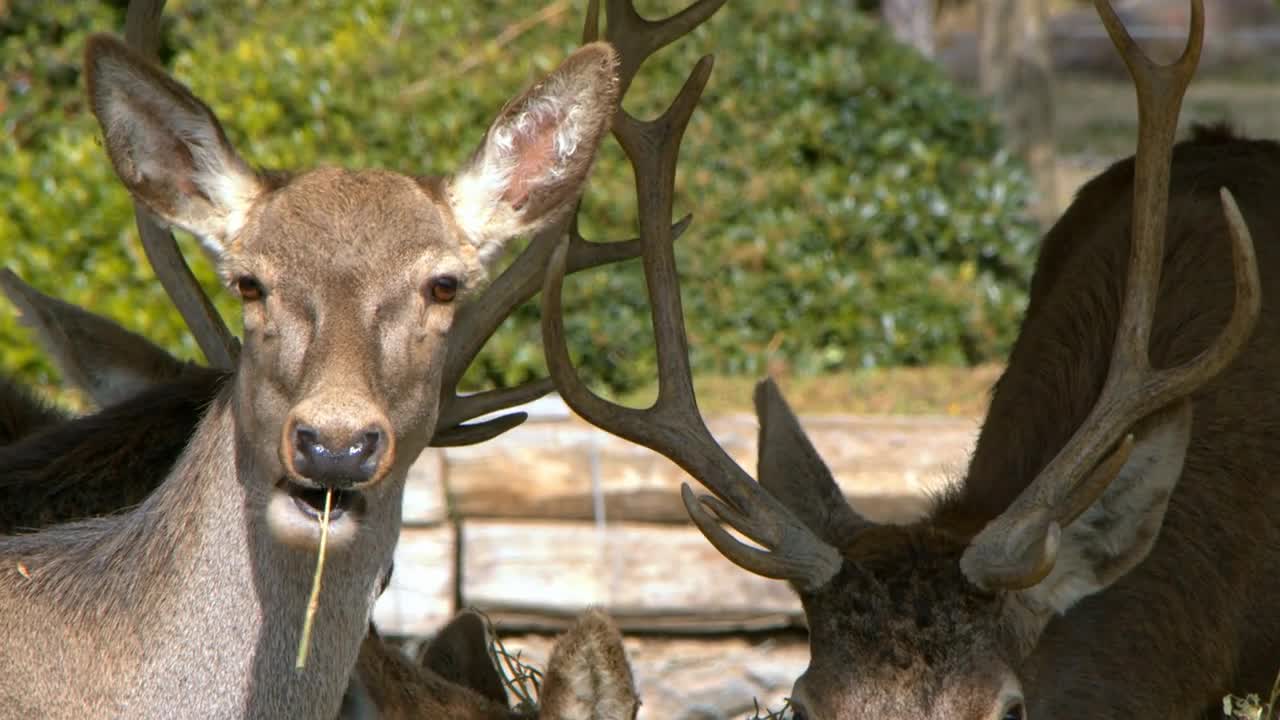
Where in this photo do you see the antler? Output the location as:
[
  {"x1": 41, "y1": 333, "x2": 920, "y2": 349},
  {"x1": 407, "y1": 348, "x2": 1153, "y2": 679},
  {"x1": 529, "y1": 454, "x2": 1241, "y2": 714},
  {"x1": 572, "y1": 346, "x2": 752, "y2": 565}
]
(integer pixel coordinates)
[
  {"x1": 540, "y1": 0, "x2": 843, "y2": 591},
  {"x1": 430, "y1": 211, "x2": 690, "y2": 446},
  {"x1": 961, "y1": 0, "x2": 1261, "y2": 590},
  {"x1": 123, "y1": 0, "x2": 240, "y2": 371}
]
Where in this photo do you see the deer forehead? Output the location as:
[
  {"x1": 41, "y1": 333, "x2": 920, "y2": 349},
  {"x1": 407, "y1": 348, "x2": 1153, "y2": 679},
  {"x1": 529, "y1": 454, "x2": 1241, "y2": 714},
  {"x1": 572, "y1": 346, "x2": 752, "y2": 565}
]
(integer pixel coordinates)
[
  {"x1": 231, "y1": 168, "x2": 480, "y2": 279},
  {"x1": 804, "y1": 534, "x2": 1008, "y2": 680}
]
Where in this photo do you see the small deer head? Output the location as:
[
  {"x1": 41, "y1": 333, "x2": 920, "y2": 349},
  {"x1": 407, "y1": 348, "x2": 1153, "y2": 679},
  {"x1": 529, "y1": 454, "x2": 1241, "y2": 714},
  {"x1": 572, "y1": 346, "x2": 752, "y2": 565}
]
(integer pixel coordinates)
[{"x1": 83, "y1": 33, "x2": 619, "y2": 547}]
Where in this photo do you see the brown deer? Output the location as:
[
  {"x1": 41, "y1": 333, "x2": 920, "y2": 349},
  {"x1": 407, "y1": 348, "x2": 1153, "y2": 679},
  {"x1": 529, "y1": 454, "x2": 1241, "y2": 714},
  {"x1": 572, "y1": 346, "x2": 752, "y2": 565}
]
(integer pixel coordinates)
[
  {"x1": 0, "y1": 277, "x2": 640, "y2": 720},
  {"x1": 540, "y1": 0, "x2": 1280, "y2": 717},
  {"x1": 0, "y1": 1, "x2": 628, "y2": 715}
]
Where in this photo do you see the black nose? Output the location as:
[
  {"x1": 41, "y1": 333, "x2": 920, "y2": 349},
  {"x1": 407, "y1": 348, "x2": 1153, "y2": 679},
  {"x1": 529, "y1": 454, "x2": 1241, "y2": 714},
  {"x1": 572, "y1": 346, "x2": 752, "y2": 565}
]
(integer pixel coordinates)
[{"x1": 291, "y1": 424, "x2": 385, "y2": 489}]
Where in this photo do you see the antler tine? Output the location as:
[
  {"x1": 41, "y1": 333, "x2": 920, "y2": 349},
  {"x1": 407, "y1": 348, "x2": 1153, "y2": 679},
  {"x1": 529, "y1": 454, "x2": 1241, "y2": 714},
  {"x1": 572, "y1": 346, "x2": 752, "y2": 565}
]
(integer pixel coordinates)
[
  {"x1": 123, "y1": 0, "x2": 240, "y2": 371},
  {"x1": 542, "y1": 0, "x2": 842, "y2": 591},
  {"x1": 430, "y1": 206, "x2": 691, "y2": 447},
  {"x1": 1096, "y1": 0, "x2": 1203, "y2": 363},
  {"x1": 431, "y1": 0, "x2": 708, "y2": 447},
  {"x1": 961, "y1": 0, "x2": 1262, "y2": 591},
  {"x1": 603, "y1": 0, "x2": 729, "y2": 94}
]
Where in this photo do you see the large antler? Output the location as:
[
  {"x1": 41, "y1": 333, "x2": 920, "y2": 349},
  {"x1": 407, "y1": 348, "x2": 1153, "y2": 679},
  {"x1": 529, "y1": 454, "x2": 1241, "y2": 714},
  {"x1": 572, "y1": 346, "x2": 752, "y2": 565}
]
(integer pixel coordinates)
[
  {"x1": 124, "y1": 0, "x2": 240, "y2": 371},
  {"x1": 960, "y1": 0, "x2": 1261, "y2": 590},
  {"x1": 540, "y1": 0, "x2": 843, "y2": 591}
]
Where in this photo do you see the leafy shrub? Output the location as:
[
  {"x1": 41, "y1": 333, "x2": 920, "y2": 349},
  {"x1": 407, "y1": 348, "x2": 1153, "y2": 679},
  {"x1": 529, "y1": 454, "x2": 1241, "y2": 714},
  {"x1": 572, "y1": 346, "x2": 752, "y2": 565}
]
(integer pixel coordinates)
[{"x1": 0, "y1": 0, "x2": 1035, "y2": 396}]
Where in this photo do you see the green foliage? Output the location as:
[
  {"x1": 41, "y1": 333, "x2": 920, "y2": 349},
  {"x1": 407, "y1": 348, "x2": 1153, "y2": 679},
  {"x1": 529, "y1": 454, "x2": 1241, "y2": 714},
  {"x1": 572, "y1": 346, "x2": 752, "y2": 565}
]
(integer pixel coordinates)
[{"x1": 0, "y1": 0, "x2": 1035, "y2": 395}]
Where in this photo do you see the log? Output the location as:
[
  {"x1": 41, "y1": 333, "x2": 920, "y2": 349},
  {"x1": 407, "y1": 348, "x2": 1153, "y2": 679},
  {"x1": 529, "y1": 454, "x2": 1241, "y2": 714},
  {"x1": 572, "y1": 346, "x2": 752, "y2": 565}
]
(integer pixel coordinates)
[
  {"x1": 402, "y1": 448, "x2": 447, "y2": 525},
  {"x1": 372, "y1": 525, "x2": 456, "y2": 636},
  {"x1": 437, "y1": 412, "x2": 976, "y2": 525},
  {"x1": 458, "y1": 520, "x2": 804, "y2": 633}
]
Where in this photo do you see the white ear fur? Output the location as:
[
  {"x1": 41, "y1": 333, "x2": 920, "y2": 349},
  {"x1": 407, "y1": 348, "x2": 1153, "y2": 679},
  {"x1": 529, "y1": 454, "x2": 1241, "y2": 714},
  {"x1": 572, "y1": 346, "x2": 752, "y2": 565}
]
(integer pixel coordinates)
[
  {"x1": 1023, "y1": 402, "x2": 1192, "y2": 614},
  {"x1": 86, "y1": 35, "x2": 263, "y2": 253},
  {"x1": 447, "y1": 43, "x2": 620, "y2": 267}
]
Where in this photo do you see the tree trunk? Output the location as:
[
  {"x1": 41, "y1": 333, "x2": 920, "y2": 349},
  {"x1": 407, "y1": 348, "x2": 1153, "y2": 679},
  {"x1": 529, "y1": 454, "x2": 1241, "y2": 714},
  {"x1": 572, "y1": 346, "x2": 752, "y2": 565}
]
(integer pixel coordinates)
[
  {"x1": 979, "y1": 0, "x2": 1058, "y2": 229},
  {"x1": 881, "y1": 0, "x2": 936, "y2": 58}
]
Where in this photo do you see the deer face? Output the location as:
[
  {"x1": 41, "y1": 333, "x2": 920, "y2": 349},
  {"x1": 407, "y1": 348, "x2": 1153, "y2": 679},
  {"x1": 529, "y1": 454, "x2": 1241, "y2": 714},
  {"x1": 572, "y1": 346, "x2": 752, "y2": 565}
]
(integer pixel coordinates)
[
  {"x1": 697, "y1": 382, "x2": 1193, "y2": 720},
  {"x1": 784, "y1": 531, "x2": 1025, "y2": 720},
  {"x1": 83, "y1": 34, "x2": 619, "y2": 548}
]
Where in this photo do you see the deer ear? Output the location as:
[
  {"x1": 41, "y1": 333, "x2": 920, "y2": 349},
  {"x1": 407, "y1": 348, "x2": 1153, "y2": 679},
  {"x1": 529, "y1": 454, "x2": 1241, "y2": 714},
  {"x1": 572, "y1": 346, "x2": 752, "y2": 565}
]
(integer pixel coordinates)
[
  {"x1": 755, "y1": 378, "x2": 868, "y2": 546},
  {"x1": 84, "y1": 34, "x2": 264, "y2": 254},
  {"x1": 446, "y1": 42, "x2": 620, "y2": 267},
  {"x1": 415, "y1": 610, "x2": 509, "y2": 707},
  {"x1": 538, "y1": 608, "x2": 638, "y2": 720},
  {"x1": 0, "y1": 270, "x2": 190, "y2": 408},
  {"x1": 1021, "y1": 401, "x2": 1192, "y2": 615}
]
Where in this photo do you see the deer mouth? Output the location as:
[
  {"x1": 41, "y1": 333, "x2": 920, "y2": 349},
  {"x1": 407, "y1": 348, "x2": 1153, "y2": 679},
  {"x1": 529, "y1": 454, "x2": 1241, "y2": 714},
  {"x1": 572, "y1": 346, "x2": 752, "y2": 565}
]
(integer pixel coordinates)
[{"x1": 281, "y1": 480, "x2": 365, "y2": 523}]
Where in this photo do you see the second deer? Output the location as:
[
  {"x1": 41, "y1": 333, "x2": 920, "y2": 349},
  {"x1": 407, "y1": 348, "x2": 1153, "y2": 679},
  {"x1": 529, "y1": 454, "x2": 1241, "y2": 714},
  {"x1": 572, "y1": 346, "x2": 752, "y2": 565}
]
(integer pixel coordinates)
[{"x1": 541, "y1": 0, "x2": 1278, "y2": 717}]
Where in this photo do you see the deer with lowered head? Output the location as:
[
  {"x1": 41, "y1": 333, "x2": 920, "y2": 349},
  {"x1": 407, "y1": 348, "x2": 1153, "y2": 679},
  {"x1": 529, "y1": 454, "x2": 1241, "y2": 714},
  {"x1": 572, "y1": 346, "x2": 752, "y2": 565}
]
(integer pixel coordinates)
[
  {"x1": 0, "y1": 1, "x2": 630, "y2": 715},
  {"x1": 0, "y1": 273, "x2": 640, "y2": 720},
  {"x1": 540, "y1": 0, "x2": 1279, "y2": 717}
]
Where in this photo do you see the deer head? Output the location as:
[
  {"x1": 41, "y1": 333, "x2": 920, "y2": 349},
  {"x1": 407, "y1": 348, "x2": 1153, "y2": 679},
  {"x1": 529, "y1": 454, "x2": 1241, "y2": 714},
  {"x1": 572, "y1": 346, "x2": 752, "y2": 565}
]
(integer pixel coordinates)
[
  {"x1": 83, "y1": 28, "x2": 619, "y2": 545},
  {"x1": 540, "y1": 0, "x2": 1266, "y2": 717}
]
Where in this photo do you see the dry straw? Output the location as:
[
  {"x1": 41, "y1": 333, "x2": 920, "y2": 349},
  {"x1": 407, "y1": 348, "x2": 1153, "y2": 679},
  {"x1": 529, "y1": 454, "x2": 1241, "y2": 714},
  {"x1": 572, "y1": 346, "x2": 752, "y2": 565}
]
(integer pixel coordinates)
[{"x1": 295, "y1": 490, "x2": 334, "y2": 670}]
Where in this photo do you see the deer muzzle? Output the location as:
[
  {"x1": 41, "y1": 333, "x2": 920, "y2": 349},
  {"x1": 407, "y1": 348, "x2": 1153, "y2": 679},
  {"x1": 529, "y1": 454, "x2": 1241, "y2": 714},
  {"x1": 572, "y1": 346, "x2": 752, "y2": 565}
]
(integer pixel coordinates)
[{"x1": 282, "y1": 410, "x2": 395, "y2": 490}]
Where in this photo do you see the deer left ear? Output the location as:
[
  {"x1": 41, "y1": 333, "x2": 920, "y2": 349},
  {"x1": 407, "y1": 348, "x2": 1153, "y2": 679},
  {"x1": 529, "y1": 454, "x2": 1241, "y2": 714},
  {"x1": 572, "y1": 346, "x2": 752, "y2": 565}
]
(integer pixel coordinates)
[
  {"x1": 446, "y1": 42, "x2": 620, "y2": 267},
  {"x1": 415, "y1": 610, "x2": 508, "y2": 707}
]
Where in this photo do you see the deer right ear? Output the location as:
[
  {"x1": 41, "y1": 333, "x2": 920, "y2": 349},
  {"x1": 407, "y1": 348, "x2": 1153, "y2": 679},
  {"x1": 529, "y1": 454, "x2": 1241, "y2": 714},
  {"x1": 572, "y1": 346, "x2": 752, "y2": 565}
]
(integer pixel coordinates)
[
  {"x1": 538, "y1": 609, "x2": 638, "y2": 720},
  {"x1": 755, "y1": 378, "x2": 869, "y2": 547},
  {"x1": 415, "y1": 610, "x2": 509, "y2": 707},
  {"x1": 85, "y1": 34, "x2": 264, "y2": 254},
  {"x1": 0, "y1": 269, "x2": 190, "y2": 408},
  {"x1": 1017, "y1": 402, "x2": 1192, "y2": 617},
  {"x1": 446, "y1": 42, "x2": 620, "y2": 267}
]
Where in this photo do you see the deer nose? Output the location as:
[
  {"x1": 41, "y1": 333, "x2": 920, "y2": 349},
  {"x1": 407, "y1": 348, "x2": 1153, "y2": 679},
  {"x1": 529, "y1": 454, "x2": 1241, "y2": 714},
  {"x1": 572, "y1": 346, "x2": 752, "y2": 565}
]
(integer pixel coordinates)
[{"x1": 290, "y1": 423, "x2": 387, "y2": 490}]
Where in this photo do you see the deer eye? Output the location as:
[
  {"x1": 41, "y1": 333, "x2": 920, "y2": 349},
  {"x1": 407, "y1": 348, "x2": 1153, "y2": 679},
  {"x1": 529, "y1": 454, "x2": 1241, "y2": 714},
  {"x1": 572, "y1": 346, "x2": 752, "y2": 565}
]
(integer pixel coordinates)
[
  {"x1": 426, "y1": 275, "x2": 459, "y2": 303},
  {"x1": 236, "y1": 275, "x2": 265, "y2": 302}
]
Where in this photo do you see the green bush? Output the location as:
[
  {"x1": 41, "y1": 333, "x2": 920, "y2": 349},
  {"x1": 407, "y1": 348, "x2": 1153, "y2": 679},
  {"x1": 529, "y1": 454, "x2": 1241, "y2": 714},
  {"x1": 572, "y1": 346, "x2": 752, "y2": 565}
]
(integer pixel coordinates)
[{"x1": 0, "y1": 0, "x2": 1035, "y2": 396}]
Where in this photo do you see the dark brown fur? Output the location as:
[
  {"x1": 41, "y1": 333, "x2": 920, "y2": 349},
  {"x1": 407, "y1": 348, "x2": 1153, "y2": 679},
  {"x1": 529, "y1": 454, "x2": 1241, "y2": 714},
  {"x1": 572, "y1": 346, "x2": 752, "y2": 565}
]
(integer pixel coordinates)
[
  {"x1": 961, "y1": 125, "x2": 1280, "y2": 716},
  {"x1": 0, "y1": 369, "x2": 225, "y2": 534},
  {"x1": 0, "y1": 376, "x2": 67, "y2": 446}
]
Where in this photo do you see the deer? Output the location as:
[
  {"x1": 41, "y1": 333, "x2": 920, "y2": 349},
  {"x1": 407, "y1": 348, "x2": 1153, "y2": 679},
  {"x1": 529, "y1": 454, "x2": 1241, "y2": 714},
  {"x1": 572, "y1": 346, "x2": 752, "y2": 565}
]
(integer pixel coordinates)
[
  {"x1": 0, "y1": 0, "x2": 638, "y2": 713},
  {"x1": 0, "y1": 274, "x2": 640, "y2": 720},
  {"x1": 538, "y1": 0, "x2": 1280, "y2": 717}
]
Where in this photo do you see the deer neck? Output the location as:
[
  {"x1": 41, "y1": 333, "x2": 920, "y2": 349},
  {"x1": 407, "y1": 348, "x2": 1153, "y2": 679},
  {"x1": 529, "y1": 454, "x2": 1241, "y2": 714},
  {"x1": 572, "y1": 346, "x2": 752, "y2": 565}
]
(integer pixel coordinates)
[{"x1": 0, "y1": 382, "x2": 405, "y2": 720}]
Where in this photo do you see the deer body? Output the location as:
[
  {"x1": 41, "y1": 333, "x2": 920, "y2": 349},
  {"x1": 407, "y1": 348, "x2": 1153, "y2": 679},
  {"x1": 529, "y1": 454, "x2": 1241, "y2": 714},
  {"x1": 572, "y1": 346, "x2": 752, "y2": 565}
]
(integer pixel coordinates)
[{"x1": 974, "y1": 128, "x2": 1280, "y2": 713}]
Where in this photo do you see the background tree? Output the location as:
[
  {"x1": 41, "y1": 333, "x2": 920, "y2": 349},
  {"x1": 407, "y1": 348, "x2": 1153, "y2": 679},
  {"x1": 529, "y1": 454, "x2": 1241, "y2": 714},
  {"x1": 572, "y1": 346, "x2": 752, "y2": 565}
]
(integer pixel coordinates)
[{"x1": 979, "y1": 0, "x2": 1059, "y2": 228}]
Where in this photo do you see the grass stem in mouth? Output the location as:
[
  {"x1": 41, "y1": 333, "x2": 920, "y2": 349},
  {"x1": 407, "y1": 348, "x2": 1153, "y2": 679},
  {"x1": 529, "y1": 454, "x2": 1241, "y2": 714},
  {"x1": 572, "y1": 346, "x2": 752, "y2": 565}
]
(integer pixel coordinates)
[{"x1": 295, "y1": 489, "x2": 333, "y2": 670}]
